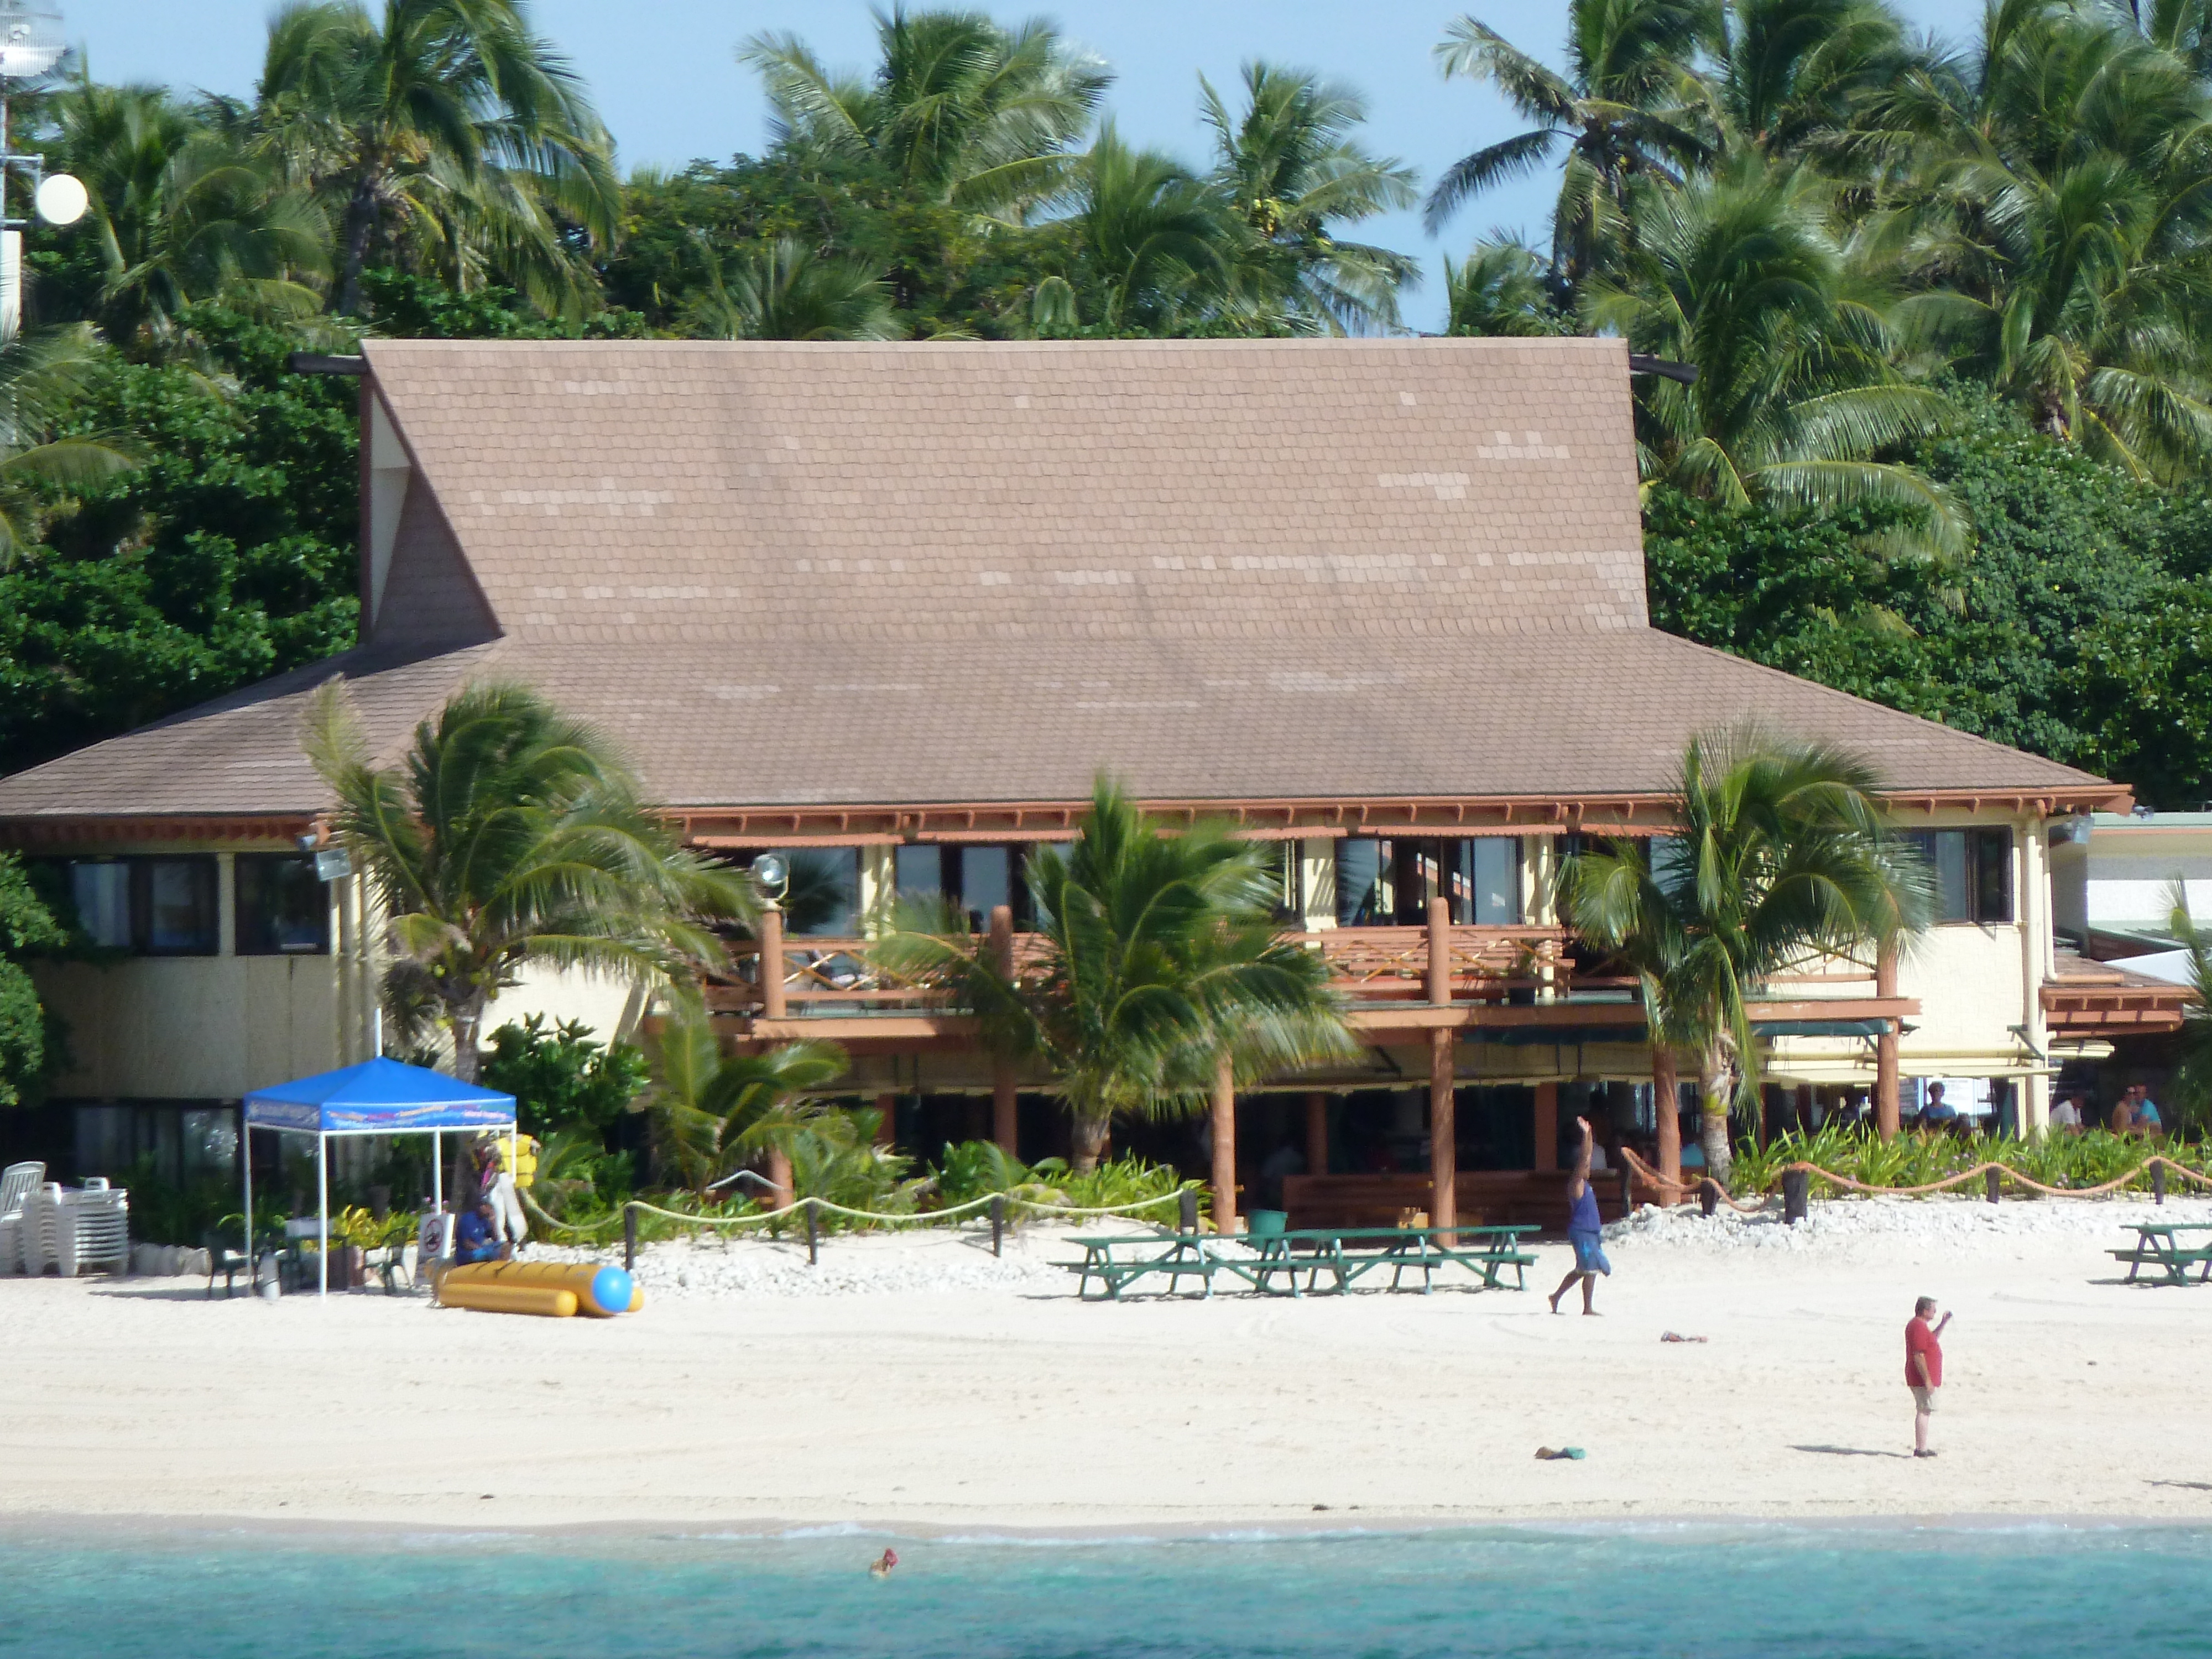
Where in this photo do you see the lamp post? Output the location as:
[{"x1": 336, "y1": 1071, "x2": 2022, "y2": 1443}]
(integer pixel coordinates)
[{"x1": 0, "y1": 5, "x2": 86, "y2": 337}]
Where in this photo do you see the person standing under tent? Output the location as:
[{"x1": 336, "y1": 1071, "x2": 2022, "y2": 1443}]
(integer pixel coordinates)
[{"x1": 1548, "y1": 1116, "x2": 1611, "y2": 1316}]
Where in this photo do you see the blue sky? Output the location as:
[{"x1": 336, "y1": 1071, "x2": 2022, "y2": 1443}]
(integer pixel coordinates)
[{"x1": 62, "y1": 1, "x2": 1984, "y2": 330}]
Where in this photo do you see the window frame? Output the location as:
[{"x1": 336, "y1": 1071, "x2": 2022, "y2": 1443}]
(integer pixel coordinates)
[
  {"x1": 58, "y1": 854, "x2": 221, "y2": 956},
  {"x1": 1901, "y1": 828, "x2": 2013, "y2": 925},
  {"x1": 234, "y1": 853, "x2": 332, "y2": 956}
]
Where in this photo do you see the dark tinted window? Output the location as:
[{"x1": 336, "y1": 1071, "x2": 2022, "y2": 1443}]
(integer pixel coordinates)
[
  {"x1": 236, "y1": 855, "x2": 330, "y2": 954},
  {"x1": 62, "y1": 857, "x2": 218, "y2": 954}
]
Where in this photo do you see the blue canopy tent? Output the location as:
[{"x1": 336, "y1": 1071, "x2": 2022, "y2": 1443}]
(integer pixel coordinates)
[{"x1": 242, "y1": 1058, "x2": 517, "y2": 1297}]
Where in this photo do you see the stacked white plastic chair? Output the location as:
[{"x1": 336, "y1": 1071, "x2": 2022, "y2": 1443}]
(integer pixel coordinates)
[
  {"x1": 59, "y1": 1176, "x2": 130, "y2": 1275},
  {"x1": 0, "y1": 1161, "x2": 42, "y2": 1274},
  {"x1": 13, "y1": 1175, "x2": 131, "y2": 1275}
]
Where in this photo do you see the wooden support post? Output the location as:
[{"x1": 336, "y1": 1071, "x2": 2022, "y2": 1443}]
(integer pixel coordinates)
[
  {"x1": 1654, "y1": 1047, "x2": 1681, "y2": 1187},
  {"x1": 1427, "y1": 895, "x2": 1452, "y2": 1006},
  {"x1": 1430, "y1": 1027, "x2": 1457, "y2": 1240},
  {"x1": 1875, "y1": 947, "x2": 1900, "y2": 1142},
  {"x1": 874, "y1": 1091, "x2": 897, "y2": 1148},
  {"x1": 1305, "y1": 1092, "x2": 1329, "y2": 1178},
  {"x1": 989, "y1": 904, "x2": 1020, "y2": 1155},
  {"x1": 1211, "y1": 1055, "x2": 1238, "y2": 1235},
  {"x1": 758, "y1": 903, "x2": 786, "y2": 1020},
  {"x1": 1533, "y1": 1081, "x2": 1559, "y2": 1173}
]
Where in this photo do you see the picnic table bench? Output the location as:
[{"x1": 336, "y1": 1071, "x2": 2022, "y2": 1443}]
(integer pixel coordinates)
[
  {"x1": 1062, "y1": 1225, "x2": 1538, "y2": 1301},
  {"x1": 2111, "y1": 1221, "x2": 2212, "y2": 1286}
]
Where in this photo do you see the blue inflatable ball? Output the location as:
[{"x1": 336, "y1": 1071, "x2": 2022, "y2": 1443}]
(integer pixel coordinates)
[{"x1": 588, "y1": 1266, "x2": 635, "y2": 1316}]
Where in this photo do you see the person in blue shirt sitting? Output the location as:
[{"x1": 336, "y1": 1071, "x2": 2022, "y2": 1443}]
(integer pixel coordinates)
[
  {"x1": 453, "y1": 1200, "x2": 512, "y2": 1265},
  {"x1": 1921, "y1": 1082, "x2": 1958, "y2": 1131}
]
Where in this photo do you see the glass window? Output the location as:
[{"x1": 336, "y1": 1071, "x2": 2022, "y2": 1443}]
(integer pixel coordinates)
[
  {"x1": 960, "y1": 846, "x2": 1012, "y2": 931},
  {"x1": 1335, "y1": 838, "x2": 1391, "y2": 926},
  {"x1": 1260, "y1": 841, "x2": 1301, "y2": 922},
  {"x1": 236, "y1": 855, "x2": 330, "y2": 954},
  {"x1": 894, "y1": 844, "x2": 942, "y2": 900},
  {"x1": 781, "y1": 848, "x2": 858, "y2": 936},
  {"x1": 1469, "y1": 838, "x2": 1519, "y2": 924},
  {"x1": 1971, "y1": 828, "x2": 2012, "y2": 923},
  {"x1": 1902, "y1": 830, "x2": 2012, "y2": 924},
  {"x1": 142, "y1": 858, "x2": 218, "y2": 953},
  {"x1": 70, "y1": 862, "x2": 131, "y2": 947}
]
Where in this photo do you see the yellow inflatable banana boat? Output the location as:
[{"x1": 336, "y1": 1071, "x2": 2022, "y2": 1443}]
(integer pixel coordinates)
[{"x1": 435, "y1": 1259, "x2": 641, "y2": 1318}]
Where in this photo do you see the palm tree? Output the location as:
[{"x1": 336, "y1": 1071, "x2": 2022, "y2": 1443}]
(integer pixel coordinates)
[
  {"x1": 682, "y1": 234, "x2": 906, "y2": 341},
  {"x1": 50, "y1": 80, "x2": 329, "y2": 346},
  {"x1": 1066, "y1": 127, "x2": 1234, "y2": 332},
  {"x1": 639, "y1": 1013, "x2": 847, "y2": 1197},
  {"x1": 1866, "y1": 0, "x2": 2212, "y2": 481},
  {"x1": 1427, "y1": 1, "x2": 1711, "y2": 304},
  {"x1": 1199, "y1": 62, "x2": 1418, "y2": 333},
  {"x1": 1562, "y1": 726, "x2": 1930, "y2": 1180},
  {"x1": 1702, "y1": 0, "x2": 1917, "y2": 162},
  {"x1": 304, "y1": 680, "x2": 753, "y2": 1082},
  {"x1": 2161, "y1": 880, "x2": 2212, "y2": 1132},
  {"x1": 252, "y1": 0, "x2": 620, "y2": 317},
  {"x1": 1445, "y1": 237, "x2": 1574, "y2": 335},
  {"x1": 742, "y1": 6, "x2": 1110, "y2": 220},
  {"x1": 1585, "y1": 152, "x2": 1965, "y2": 552},
  {"x1": 0, "y1": 328, "x2": 136, "y2": 564},
  {"x1": 872, "y1": 779, "x2": 1352, "y2": 1171}
]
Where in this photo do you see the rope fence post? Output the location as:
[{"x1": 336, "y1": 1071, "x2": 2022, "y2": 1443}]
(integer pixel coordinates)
[
  {"x1": 623, "y1": 1201, "x2": 637, "y2": 1272},
  {"x1": 990, "y1": 1194, "x2": 1004, "y2": 1258},
  {"x1": 1178, "y1": 1187, "x2": 1198, "y2": 1235},
  {"x1": 1986, "y1": 1166, "x2": 2001, "y2": 1205},
  {"x1": 804, "y1": 1197, "x2": 818, "y2": 1266},
  {"x1": 1782, "y1": 1168, "x2": 1809, "y2": 1225},
  {"x1": 2155, "y1": 1161, "x2": 2167, "y2": 1206},
  {"x1": 1699, "y1": 1179, "x2": 1719, "y2": 1218}
]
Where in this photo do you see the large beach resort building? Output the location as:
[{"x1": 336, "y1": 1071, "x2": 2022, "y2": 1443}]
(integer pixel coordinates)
[{"x1": 0, "y1": 338, "x2": 2170, "y2": 1227}]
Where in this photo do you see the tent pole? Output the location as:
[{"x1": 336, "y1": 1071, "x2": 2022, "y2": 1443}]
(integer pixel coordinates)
[
  {"x1": 241, "y1": 1118, "x2": 253, "y2": 1282},
  {"x1": 317, "y1": 1131, "x2": 329, "y2": 1300},
  {"x1": 432, "y1": 1131, "x2": 441, "y2": 1218}
]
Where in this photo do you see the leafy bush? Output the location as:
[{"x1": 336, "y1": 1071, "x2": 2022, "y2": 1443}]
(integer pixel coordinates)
[
  {"x1": 479, "y1": 1015, "x2": 649, "y2": 1141},
  {"x1": 116, "y1": 1156, "x2": 237, "y2": 1246},
  {"x1": 930, "y1": 1141, "x2": 1196, "y2": 1218}
]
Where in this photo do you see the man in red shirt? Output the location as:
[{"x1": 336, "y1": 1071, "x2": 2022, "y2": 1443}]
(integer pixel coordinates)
[{"x1": 1906, "y1": 1296, "x2": 1950, "y2": 1458}]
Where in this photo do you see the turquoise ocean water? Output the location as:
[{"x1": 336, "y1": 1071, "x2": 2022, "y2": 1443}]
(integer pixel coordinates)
[{"x1": 1, "y1": 1524, "x2": 2206, "y2": 1658}]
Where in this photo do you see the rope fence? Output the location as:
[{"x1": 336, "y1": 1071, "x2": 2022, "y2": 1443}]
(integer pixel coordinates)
[
  {"x1": 519, "y1": 1184, "x2": 1198, "y2": 1269},
  {"x1": 1618, "y1": 1147, "x2": 2212, "y2": 1216}
]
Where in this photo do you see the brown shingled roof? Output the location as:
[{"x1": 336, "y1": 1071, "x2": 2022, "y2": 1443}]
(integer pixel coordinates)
[{"x1": 0, "y1": 336, "x2": 2120, "y2": 830}]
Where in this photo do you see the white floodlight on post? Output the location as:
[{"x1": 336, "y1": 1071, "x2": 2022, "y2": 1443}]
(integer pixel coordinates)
[{"x1": 0, "y1": 4, "x2": 81, "y2": 337}]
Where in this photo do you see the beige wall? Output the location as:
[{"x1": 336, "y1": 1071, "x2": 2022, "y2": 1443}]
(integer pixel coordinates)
[{"x1": 37, "y1": 955, "x2": 342, "y2": 1100}]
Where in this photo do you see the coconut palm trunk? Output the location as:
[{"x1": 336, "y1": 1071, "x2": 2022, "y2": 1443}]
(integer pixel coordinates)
[{"x1": 1698, "y1": 1046, "x2": 1733, "y2": 1182}]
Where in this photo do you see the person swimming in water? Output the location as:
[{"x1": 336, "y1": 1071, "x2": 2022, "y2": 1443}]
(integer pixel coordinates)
[
  {"x1": 1548, "y1": 1115, "x2": 1611, "y2": 1316},
  {"x1": 870, "y1": 1548, "x2": 898, "y2": 1579}
]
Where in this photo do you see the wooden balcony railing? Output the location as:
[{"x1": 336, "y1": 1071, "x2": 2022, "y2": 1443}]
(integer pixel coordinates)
[{"x1": 704, "y1": 912, "x2": 1575, "y2": 1022}]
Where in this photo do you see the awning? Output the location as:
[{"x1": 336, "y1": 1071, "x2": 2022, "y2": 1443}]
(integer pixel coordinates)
[{"x1": 243, "y1": 1056, "x2": 515, "y2": 1135}]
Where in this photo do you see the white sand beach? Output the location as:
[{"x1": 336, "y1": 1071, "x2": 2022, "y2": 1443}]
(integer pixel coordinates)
[{"x1": 7, "y1": 1197, "x2": 2212, "y2": 1533}]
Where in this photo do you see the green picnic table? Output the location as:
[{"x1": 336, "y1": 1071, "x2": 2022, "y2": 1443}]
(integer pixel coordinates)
[
  {"x1": 2111, "y1": 1221, "x2": 2212, "y2": 1286},
  {"x1": 1061, "y1": 1225, "x2": 1538, "y2": 1301},
  {"x1": 1064, "y1": 1233, "x2": 1255, "y2": 1300},
  {"x1": 1245, "y1": 1225, "x2": 1539, "y2": 1297}
]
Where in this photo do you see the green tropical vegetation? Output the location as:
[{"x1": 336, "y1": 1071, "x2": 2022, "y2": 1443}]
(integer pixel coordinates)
[
  {"x1": 478, "y1": 1014, "x2": 649, "y2": 1141},
  {"x1": 873, "y1": 778, "x2": 1352, "y2": 1171},
  {"x1": 1562, "y1": 726, "x2": 1932, "y2": 1179},
  {"x1": 304, "y1": 679, "x2": 754, "y2": 1081},
  {"x1": 0, "y1": 853, "x2": 69, "y2": 1106},
  {"x1": 1726, "y1": 1123, "x2": 2210, "y2": 1195}
]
